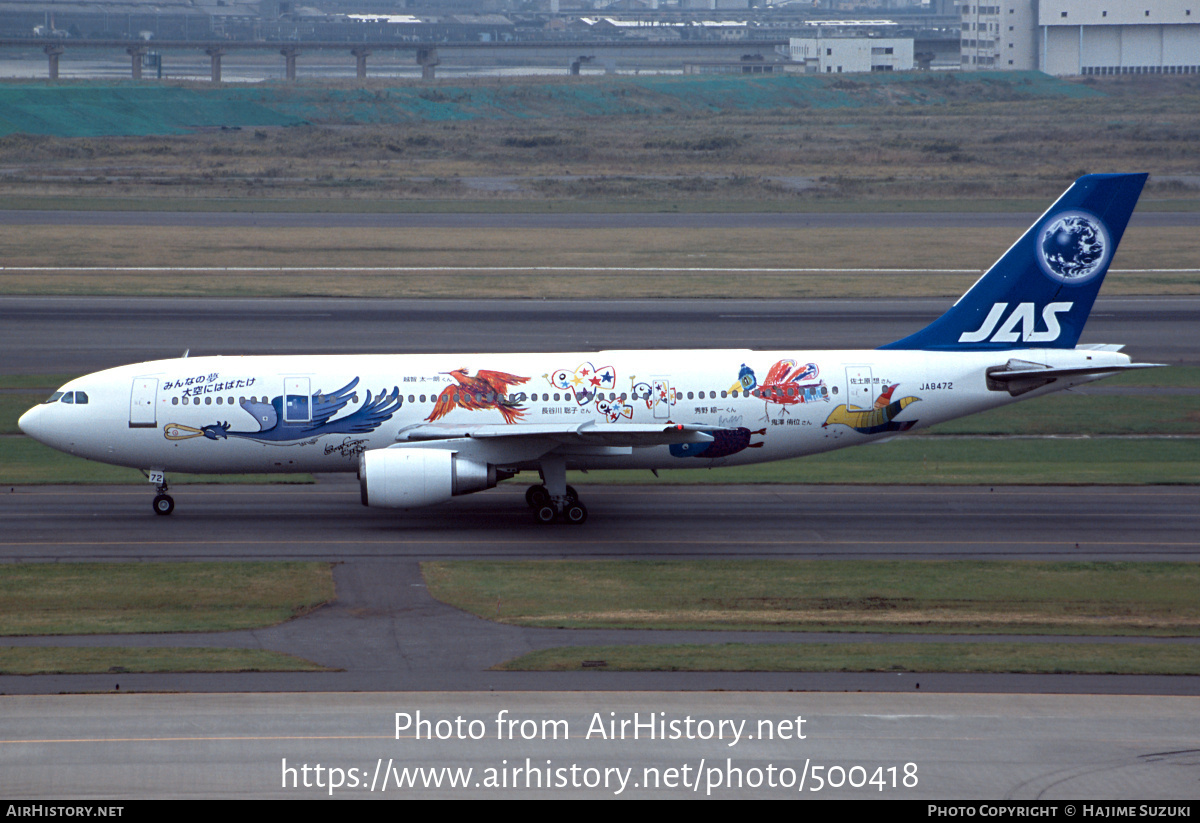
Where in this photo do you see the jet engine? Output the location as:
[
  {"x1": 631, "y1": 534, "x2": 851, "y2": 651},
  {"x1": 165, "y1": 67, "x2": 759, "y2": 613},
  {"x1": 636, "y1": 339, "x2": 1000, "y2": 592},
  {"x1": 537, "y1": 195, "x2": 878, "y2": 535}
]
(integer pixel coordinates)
[{"x1": 359, "y1": 448, "x2": 495, "y2": 508}]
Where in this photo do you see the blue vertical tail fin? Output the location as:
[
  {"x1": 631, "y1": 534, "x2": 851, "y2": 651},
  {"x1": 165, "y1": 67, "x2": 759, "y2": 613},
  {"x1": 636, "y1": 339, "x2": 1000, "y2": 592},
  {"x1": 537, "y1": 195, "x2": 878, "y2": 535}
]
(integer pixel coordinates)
[{"x1": 880, "y1": 173, "x2": 1147, "y2": 351}]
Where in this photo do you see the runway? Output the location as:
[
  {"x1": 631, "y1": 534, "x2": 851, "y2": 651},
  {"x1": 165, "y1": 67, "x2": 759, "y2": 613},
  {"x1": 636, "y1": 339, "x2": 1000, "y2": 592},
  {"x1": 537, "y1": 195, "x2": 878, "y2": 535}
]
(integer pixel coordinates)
[
  {"x1": 3, "y1": 294, "x2": 1198, "y2": 697},
  {"x1": 2, "y1": 294, "x2": 1196, "y2": 374},
  {"x1": 1, "y1": 209, "x2": 1197, "y2": 230},
  {"x1": 2, "y1": 262, "x2": 1197, "y2": 797},
  {"x1": 3, "y1": 692, "x2": 1198, "y2": 799},
  {"x1": 4, "y1": 481, "x2": 1199, "y2": 563},
  {"x1": 0, "y1": 480, "x2": 1197, "y2": 698}
]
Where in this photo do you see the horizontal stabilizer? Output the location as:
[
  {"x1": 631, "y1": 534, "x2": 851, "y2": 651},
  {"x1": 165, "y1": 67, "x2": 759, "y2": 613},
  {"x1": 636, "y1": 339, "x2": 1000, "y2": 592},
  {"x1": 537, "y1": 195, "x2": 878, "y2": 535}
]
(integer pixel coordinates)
[{"x1": 985, "y1": 359, "x2": 1165, "y2": 396}]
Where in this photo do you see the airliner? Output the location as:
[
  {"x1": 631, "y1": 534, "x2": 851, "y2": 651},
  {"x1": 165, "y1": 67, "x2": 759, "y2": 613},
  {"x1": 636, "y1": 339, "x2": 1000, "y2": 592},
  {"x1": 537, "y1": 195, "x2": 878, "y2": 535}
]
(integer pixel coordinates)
[{"x1": 19, "y1": 173, "x2": 1159, "y2": 524}]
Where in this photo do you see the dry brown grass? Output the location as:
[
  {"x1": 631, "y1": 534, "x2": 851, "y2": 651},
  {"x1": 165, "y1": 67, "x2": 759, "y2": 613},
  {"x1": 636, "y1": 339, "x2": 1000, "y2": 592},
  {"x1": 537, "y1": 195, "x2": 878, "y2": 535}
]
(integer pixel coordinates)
[
  {"x1": 0, "y1": 75, "x2": 1198, "y2": 203},
  {"x1": 0, "y1": 224, "x2": 1194, "y2": 299}
]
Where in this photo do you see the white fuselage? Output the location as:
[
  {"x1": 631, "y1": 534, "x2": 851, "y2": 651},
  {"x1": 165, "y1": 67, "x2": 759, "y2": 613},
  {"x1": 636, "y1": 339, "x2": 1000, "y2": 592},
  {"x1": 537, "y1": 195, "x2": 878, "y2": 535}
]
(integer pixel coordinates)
[{"x1": 18, "y1": 346, "x2": 1131, "y2": 476}]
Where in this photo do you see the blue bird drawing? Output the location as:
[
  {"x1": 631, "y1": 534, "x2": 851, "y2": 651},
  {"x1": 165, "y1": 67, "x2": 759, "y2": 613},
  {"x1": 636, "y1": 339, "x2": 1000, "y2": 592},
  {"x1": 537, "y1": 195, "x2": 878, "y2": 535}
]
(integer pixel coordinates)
[{"x1": 200, "y1": 377, "x2": 401, "y2": 442}]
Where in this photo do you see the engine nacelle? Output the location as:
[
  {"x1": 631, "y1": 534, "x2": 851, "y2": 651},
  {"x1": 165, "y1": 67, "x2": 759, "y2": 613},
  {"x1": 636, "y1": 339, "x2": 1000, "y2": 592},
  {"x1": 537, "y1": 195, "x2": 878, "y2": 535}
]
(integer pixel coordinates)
[{"x1": 359, "y1": 447, "x2": 496, "y2": 509}]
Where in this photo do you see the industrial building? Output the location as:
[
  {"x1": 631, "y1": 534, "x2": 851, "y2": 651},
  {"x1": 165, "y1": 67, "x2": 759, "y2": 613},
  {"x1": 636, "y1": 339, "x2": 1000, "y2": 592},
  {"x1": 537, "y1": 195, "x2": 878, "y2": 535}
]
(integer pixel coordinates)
[
  {"x1": 962, "y1": 0, "x2": 1200, "y2": 75},
  {"x1": 784, "y1": 35, "x2": 914, "y2": 73}
]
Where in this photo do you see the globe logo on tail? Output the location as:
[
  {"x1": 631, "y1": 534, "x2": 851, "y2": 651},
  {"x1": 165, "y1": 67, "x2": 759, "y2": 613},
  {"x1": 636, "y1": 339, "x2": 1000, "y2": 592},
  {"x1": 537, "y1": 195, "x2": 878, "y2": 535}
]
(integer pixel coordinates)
[{"x1": 1036, "y1": 210, "x2": 1111, "y2": 285}]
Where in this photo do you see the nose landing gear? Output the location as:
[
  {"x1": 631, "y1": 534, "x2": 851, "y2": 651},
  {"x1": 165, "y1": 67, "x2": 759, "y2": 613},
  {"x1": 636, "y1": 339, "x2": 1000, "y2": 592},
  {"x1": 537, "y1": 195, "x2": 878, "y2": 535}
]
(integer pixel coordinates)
[{"x1": 146, "y1": 469, "x2": 174, "y2": 516}]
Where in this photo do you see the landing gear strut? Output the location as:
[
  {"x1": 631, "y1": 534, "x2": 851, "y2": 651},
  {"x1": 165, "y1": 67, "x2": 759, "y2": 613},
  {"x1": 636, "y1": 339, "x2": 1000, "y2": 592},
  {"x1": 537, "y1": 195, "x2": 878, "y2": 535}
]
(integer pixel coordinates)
[{"x1": 147, "y1": 470, "x2": 174, "y2": 516}]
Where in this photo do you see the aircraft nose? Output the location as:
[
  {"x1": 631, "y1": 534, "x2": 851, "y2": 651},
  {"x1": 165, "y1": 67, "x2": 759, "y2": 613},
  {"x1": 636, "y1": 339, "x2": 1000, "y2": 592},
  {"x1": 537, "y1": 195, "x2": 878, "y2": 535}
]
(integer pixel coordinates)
[{"x1": 17, "y1": 405, "x2": 46, "y2": 442}]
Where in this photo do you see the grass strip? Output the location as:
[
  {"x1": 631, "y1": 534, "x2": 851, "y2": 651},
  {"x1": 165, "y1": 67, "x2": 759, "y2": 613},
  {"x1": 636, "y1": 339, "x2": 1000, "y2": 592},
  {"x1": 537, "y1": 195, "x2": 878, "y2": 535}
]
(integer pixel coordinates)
[
  {"x1": 1100, "y1": 366, "x2": 1200, "y2": 387},
  {"x1": 924, "y1": 393, "x2": 1200, "y2": 436},
  {"x1": 0, "y1": 225, "x2": 1196, "y2": 300},
  {"x1": 0, "y1": 437, "x2": 315, "y2": 484},
  {"x1": 0, "y1": 394, "x2": 40, "y2": 434},
  {"x1": 0, "y1": 562, "x2": 333, "y2": 636},
  {"x1": 0, "y1": 375, "x2": 76, "y2": 390},
  {"x1": 497, "y1": 642, "x2": 1200, "y2": 675},
  {"x1": 423, "y1": 560, "x2": 1200, "y2": 637},
  {"x1": 568, "y1": 438, "x2": 1200, "y2": 486},
  {"x1": 1, "y1": 434, "x2": 1196, "y2": 486},
  {"x1": 0, "y1": 646, "x2": 329, "y2": 675}
]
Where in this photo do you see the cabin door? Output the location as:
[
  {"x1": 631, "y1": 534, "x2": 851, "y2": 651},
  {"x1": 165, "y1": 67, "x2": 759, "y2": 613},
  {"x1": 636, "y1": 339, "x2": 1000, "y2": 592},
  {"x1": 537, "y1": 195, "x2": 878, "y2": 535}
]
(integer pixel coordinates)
[
  {"x1": 129, "y1": 378, "x2": 158, "y2": 428},
  {"x1": 845, "y1": 367, "x2": 874, "y2": 411},
  {"x1": 651, "y1": 379, "x2": 674, "y2": 419},
  {"x1": 284, "y1": 377, "x2": 311, "y2": 424}
]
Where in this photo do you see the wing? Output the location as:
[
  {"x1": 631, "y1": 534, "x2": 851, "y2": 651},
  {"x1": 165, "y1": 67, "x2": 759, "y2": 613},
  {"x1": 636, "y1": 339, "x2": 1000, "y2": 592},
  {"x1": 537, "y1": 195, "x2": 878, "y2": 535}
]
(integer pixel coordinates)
[
  {"x1": 425, "y1": 386, "x2": 459, "y2": 422},
  {"x1": 307, "y1": 386, "x2": 402, "y2": 435},
  {"x1": 475, "y1": 370, "x2": 529, "y2": 392},
  {"x1": 239, "y1": 398, "x2": 278, "y2": 433},
  {"x1": 309, "y1": 377, "x2": 360, "y2": 428},
  {"x1": 784, "y1": 362, "x2": 819, "y2": 385},
  {"x1": 395, "y1": 420, "x2": 725, "y2": 448},
  {"x1": 763, "y1": 359, "x2": 796, "y2": 386}
]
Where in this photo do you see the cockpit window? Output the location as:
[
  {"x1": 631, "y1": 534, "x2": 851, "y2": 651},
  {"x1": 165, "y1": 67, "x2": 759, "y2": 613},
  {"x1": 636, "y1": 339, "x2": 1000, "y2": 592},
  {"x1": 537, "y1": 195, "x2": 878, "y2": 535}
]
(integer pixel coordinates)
[{"x1": 40, "y1": 390, "x2": 88, "y2": 405}]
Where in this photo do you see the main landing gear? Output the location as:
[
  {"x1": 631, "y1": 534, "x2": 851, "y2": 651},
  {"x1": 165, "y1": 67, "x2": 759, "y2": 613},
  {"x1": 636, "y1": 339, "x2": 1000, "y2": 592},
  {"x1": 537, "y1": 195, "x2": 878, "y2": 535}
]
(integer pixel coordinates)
[
  {"x1": 525, "y1": 484, "x2": 587, "y2": 525},
  {"x1": 526, "y1": 456, "x2": 587, "y2": 524},
  {"x1": 147, "y1": 470, "x2": 174, "y2": 516}
]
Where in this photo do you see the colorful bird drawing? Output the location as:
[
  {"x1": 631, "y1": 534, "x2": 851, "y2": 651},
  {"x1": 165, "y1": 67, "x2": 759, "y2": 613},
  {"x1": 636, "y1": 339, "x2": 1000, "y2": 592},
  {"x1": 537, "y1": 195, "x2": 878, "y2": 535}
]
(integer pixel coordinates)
[
  {"x1": 748, "y1": 359, "x2": 826, "y2": 419},
  {"x1": 822, "y1": 384, "x2": 920, "y2": 435},
  {"x1": 549, "y1": 362, "x2": 617, "y2": 406},
  {"x1": 165, "y1": 377, "x2": 402, "y2": 443},
  {"x1": 729, "y1": 363, "x2": 757, "y2": 395},
  {"x1": 426, "y1": 368, "x2": 530, "y2": 424}
]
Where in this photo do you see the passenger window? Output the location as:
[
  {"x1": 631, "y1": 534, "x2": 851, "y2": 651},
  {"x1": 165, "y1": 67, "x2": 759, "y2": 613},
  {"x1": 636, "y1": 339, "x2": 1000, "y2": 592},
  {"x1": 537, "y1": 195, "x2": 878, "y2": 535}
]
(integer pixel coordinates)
[
  {"x1": 172, "y1": 397, "x2": 179, "y2": 405},
  {"x1": 216, "y1": 397, "x2": 223, "y2": 405}
]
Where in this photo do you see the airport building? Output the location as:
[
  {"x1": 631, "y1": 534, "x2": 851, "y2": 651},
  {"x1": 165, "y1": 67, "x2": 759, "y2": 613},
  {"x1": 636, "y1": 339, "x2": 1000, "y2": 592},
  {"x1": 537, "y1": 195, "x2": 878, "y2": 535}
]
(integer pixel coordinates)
[
  {"x1": 784, "y1": 33, "x2": 914, "y2": 73},
  {"x1": 961, "y1": 0, "x2": 1200, "y2": 75}
]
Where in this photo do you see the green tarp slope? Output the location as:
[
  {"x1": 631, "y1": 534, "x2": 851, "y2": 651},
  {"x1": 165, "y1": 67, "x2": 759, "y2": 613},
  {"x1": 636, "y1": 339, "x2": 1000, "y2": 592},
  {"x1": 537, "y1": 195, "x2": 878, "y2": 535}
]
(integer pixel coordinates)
[{"x1": 0, "y1": 72, "x2": 1100, "y2": 138}]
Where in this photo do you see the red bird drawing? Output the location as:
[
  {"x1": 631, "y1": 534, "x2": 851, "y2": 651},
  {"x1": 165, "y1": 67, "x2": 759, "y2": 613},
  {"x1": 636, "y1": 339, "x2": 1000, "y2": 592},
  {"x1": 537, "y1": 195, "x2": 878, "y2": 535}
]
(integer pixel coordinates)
[
  {"x1": 426, "y1": 368, "x2": 530, "y2": 424},
  {"x1": 750, "y1": 359, "x2": 822, "y2": 419}
]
